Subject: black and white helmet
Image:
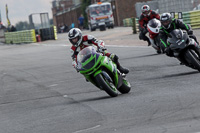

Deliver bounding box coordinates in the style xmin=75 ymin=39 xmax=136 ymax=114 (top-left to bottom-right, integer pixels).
xmin=141 ymin=5 xmax=150 ymax=16
xmin=68 ymin=28 xmax=83 ymax=47
xmin=160 ymin=13 xmax=172 ymax=29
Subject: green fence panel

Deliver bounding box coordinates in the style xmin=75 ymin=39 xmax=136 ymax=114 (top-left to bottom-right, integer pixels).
xmin=5 ymin=29 xmax=36 ymax=44
xmin=189 ymin=10 xmax=200 ymax=29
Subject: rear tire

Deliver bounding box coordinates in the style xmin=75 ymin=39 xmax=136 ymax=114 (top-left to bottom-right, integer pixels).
xmin=117 ymin=78 xmax=131 ymax=94
xmin=95 ymin=73 xmax=118 ymax=97
xmin=184 ymin=49 xmax=200 ymax=71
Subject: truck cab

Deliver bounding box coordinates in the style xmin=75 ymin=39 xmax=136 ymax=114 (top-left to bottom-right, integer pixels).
xmin=86 ymin=2 xmax=114 ymax=31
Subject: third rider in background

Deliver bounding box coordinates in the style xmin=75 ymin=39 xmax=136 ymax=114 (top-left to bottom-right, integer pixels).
xmin=139 ymin=5 xmax=160 ymax=46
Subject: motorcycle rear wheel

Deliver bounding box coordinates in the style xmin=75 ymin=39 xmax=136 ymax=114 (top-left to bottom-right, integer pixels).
xmin=95 ymin=73 xmax=118 ymax=97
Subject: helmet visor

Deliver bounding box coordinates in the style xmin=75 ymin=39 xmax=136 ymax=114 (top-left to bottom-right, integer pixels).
xmin=143 ymin=11 xmax=150 ymax=16
xmin=71 ymin=37 xmax=78 ymax=43
xmin=70 ymin=36 xmax=79 ymax=46
xmin=161 ymin=20 xmax=171 ymax=28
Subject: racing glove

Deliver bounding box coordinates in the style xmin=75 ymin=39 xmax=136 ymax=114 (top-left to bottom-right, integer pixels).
xmin=141 ymin=28 xmax=148 ymax=34
xmin=72 ymin=61 xmax=79 ymax=72
xmin=97 ymin=41 xmax=107 ymax=53
xmin=187 ymin=30 xmax=193 ymax=35
xmin=164 ymin=47 xmax=173 ymax=57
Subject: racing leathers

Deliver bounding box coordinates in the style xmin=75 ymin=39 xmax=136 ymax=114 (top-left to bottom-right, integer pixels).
xmin=139 ymin=10 xmax=160 ymax=46
xmin=160 ymin=18 xmax=198 ymax=57
xmin=70 ymin=35 xmax=129 ymax=74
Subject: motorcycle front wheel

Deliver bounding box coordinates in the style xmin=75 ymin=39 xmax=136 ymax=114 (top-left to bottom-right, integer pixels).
xmin=95 ymin=73 xmax=118 ymax=97
xmin=184 ymin=49 xmax=200 ymax=72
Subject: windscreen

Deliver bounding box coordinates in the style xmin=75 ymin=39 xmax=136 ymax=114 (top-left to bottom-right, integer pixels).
xmin=77 ymin=46 xmax=96 ymax=63
xmin=89 ymin=4 xmax=112 ymax=16
xmin=77 ymin=46 xmax=100 ymax=70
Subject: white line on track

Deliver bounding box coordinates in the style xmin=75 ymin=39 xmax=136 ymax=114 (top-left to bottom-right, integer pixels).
xmin=107 ymin=45 xmax=148 ymax=48
xmin=48 ymin=84 xmax=58 ymax=87
xmin=34 ymin=43 xmax=148 ymax=48
xmin=72 ymin=125 xmax=101 ymax=133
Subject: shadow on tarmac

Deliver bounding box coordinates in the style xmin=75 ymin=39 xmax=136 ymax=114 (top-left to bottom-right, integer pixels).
xmin=162 ymin=71 xmax=199 ymax=78
xmin=122 ymin=53 xmax=161 ymax=61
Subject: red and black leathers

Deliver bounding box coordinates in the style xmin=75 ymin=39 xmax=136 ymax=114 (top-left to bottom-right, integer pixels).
xmin=138 ymin=10 xmax=160 ymax=45
xmin=139 ymin=10 xmax=160 ymax=30
xmin=70 ymin=35 xmax=111 ymax=62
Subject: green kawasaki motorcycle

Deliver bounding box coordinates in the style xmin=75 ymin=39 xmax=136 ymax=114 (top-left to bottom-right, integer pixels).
xmin=77 ymin=46 xmax=131 ymax=97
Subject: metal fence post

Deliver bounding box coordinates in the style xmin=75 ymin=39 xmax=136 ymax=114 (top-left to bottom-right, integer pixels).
xmin=132 ymin=17 xmax=137 ymax=34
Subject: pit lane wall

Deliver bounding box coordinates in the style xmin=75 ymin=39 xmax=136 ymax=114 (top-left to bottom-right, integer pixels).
xmin=123 ymin=10 xmax=200 ymax=34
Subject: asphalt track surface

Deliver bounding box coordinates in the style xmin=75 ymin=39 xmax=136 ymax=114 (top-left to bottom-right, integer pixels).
xmin=0 ymin=27 xmax=200 ymax=133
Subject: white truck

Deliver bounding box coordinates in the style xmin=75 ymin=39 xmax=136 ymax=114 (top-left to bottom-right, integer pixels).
xmin=86 ymin=2 xmax=114 ymax=31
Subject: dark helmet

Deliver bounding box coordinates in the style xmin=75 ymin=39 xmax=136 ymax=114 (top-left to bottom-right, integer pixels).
xmin=160 ymin=13 xmax=172 ymax=29
xmin=141 ymin=5 xmax=150 ymax=16
xmin=68 ymin=28 xmax=83 ymax=47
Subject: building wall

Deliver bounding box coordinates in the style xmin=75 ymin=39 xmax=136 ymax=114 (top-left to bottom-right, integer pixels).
xmin=156 ymin=0 xmax=193 ymax=13
xmin=135 ymin=0 xmax=200 ymax=18
xmin=153 ymin=0 xmax=200 ymax=14
xmin=55 ymin=6 xmax=82 ymax=29
xmin=113 ymin=0 xmax=152 ymax=26
xmin=52 ymin=0 xmax=200 ymax=29
xmin=135 ymin=1 xmax=159 ymax=18
xmin=193 ymin=0 xmax=200 ymax=9
xmin=52 ymin=0 xmax=77 ymax=28
xmin=73 ymin=0 xmax=81 ymax=5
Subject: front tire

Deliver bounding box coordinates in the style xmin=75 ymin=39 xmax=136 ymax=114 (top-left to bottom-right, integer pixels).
xmin=95 ymin=73 xmax=118 ymax=97
xmin=184 ymin=49 xmax=200 ymax=71
xmin=118 ymin=78 xmax=131 ymax=94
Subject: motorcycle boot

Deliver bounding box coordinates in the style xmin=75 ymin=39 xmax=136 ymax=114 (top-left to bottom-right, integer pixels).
xmin=110 ymin=54 xmax=129 ymax=74
xmin=147 ymin=38 xmax=151 ymax=46
xmin=157 ymin=50 xmax=162 ymax=54
xmin=143 ymin=36 xmax=151 ymax=46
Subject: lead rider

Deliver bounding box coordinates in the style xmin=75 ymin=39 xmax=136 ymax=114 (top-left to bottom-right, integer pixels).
xmin=68 ymin=28 xmax=129 ymax=74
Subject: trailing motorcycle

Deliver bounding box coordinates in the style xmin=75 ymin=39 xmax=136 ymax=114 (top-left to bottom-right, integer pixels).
xmin=77 ymin=46 xmax=131 ymax=97
xmin=147 ymin=18 xmax=165 ymax=53
xmin=167 ymin=29 xmax=200 ymax=71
